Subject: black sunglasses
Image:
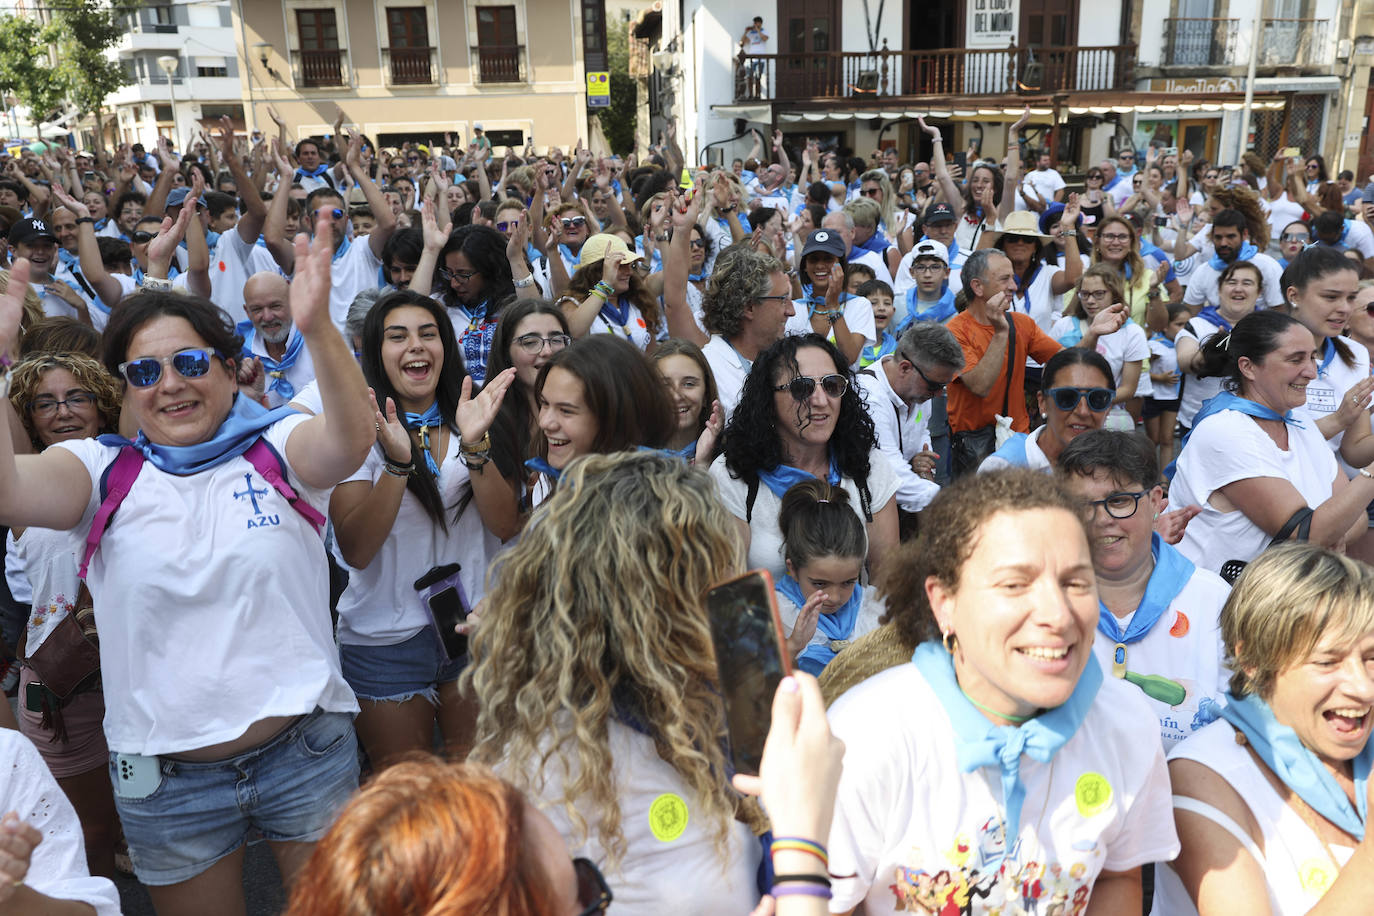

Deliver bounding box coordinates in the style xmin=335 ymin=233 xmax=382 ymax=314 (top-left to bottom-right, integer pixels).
xmin=574 ymin=858 xmax=612 ymax=914
xmin=130 ymin=230 xmax=155 ymax=244
xmin=910 ymin=359 xmax=947 ymax=394
xmin=1047 ymin=386 xmax=1113 ymax=412
xmin=774 ymin=373 xmax=848 ymax=401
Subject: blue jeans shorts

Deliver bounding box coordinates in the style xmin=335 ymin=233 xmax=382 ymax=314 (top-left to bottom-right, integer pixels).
xmin=110 ymin=708 xmax=359 ymax=886
xmin=338 ymin=626 xmax=464 ymax=704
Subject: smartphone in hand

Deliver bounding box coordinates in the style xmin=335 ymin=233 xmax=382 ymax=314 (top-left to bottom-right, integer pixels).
xmin=706 ymin=570 xmax=792 ymax=776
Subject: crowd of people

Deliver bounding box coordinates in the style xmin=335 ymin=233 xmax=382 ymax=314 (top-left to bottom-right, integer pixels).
xmin=0 ymin=108 xmax=1372 ymax=916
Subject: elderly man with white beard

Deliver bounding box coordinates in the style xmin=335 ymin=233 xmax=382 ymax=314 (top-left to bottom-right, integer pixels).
xmin=239 ymin=271 xmax=317 ymax=408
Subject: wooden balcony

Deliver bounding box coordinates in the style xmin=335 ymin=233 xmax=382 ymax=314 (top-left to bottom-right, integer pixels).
xmin=294 ymin=49 xmax=348 ymax=88
xmin=472 ymin=44 xmax=524 ymax=83
xmin=384 ymin=46 xmax=437 ymax=85
xmin=733 ymin=44 xmax=1134 ymax=104
xmin=1161 ymin=18 xmax=1238 ymax=67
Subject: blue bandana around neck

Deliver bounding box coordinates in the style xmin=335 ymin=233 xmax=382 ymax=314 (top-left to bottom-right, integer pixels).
xmin=454 ymin=298 xmax=489 ymax=329
xmin=402 ymin=403 xmax=445 ymax=476
xmin=599 ymin=295 xmax=633 ymax=331
xmin=1208 ymin=241 xmax=1258 ymax=271
xmin=1014 ymin=262 xmax=1043 ymax=314
xmin=1055 ymin=317 xmax=1087 ymax=348
xmin=1097 ymin=534 xmax=1193 ymax=646
xmin=689 ymin=270 xmax=707 ymax=283
xmin=1150 ymin=332 xmax=1175 ymax=350
xmin=239 ymin=320 xmax=305 ymax=401
xmin=756 ymin=457 xmax=841 ymax=499
xmin=295 ymin=163 xmax=331 ymax=180
xmin=1194 ymin=306 xmax=1238 ymax=334
xmin=860 ymin=331 xmax=898 ymax=368
xmin=1318 ymin=336 xmax=1338 ymax=378
xmin=1169 ymin=390 xmax=1304 ymax=479
xmin=897 ymin=285 xmax=956 ymax=328
xmin=1220 ymin=693 xmax=1371 ymax=841
xmin=524 ymin=456 xmax=561 ymax=480
xmin=99 ymin=395 xmax=296 ymax=476
xmin=637 ymin=442 xmax=696 ymax=462
xmin=855 ymin=229 xmax=890 ymax=257
xmin=777 ymin=574 xmax=863 ymax=675
xmin=912 ymin=641 xmax=1102 ymax=867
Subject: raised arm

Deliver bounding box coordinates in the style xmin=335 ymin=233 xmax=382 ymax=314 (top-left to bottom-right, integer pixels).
xmin=999 ymin=108 xmax=1030 ymax=223
xmin=662 ymin=190 xmax=709 ymax=345
xmin=407 ymin=199 xmax=446 ymax=296
xmin=918 ymin=117 xmax=964 ymax=223
xmin=262 ymin=141 xmax=297 ymax=275
xmin=217 ymin=116 xmax=266 ymax=244
xmin=342 ymin=129 xmax=396 ymax=259
xmin=49 ymin=185 xmax=124 ymax=309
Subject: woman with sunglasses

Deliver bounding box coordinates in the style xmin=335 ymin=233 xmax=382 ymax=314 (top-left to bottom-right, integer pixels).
xmin=1155 ymin=544 xmax=1374 ymax=916
xmin=711 ymin=334 xmax=898 ymax=581
xmin=1057 ymin=430 xmax=1231 ymax=753
xmin=859 ymin=168 xmax=910 ymax=243
xmin=328 ymin=290 xmax=499 ymax=769
xmin=1171 ymin=310 xmax=1374 ymax=572
xmin=409 ymin=210 xmax=518 ymax=386
xmin=0 ymin=217 xmax=374 ymax=913
xmin=825 ymin=469 xmax=1177 ymax=915
xmin=1051 ymin=265 xmax=1150 ymax=427
xmin=1277 ymin=219 xmax=1311 ymax=269
xmin=7 ymin=353 xmax=123 ymax=880
xmin=470 ymin=452 xmax=765 ymax=912
xmin=1079 ymin=166 xmax=1116 ymax=234
xmin=984 ymin=202 xmax=1083 ymax=339
xmin=547 ymin=202 xmax=595 ymax=278
xmin=285 ymin=759 xmax=614 ymax=916
xmin=980 ymin=347 xmax=1115 ymax=472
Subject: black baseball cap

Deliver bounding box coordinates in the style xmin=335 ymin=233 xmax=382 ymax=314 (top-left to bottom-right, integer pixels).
xmin=923 ymin=202 xmax=956 ymax=224
xmin=801 ymin=229 xmax=846 ymax=260
xmin=7 ymin=217 xmax=57 ymax=246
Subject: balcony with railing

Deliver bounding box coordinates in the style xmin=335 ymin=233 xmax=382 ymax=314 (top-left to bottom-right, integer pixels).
xmin=292 ymin=49 xmax=349 ymax=88
xmin=1259 ymin=19 xmax=1330 ymax=68
xmin=383 ymin=46 xmax=437 ymax=85
xmin=1161 ymin=18 xmax=1238 ymax=67
xmin=733 ymin=44 xmax=1134 ymax=104
xmin=472 ymin=44 xmax=525 ymax=83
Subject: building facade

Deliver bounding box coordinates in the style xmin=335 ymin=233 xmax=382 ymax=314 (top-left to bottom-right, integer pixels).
xmin=232 ymin=0 xmax=617 ymax=151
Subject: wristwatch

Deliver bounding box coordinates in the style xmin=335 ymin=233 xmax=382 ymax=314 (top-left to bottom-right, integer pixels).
xmin=139 ymin=276 xmax=173 ymax=292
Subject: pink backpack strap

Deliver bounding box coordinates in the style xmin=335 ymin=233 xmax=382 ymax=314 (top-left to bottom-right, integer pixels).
xmin=244 ymin=439 xmax=326 ymax=534
xmin=78 ymin=446 xmax=146 ymax=579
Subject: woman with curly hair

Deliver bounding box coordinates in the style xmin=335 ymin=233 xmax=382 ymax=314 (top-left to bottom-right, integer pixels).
xmin=1175 ymin=184 xmax=1272 ymax=262
xmin=709 ymin=333 xmax=898 ymax=581
xmin=825 ymin=469 xmax=1177 ymax=914
xmin=558 ymin=234 xmax=663 ymax=351
xmin=468 ymin=451 xmax=765 ymax=912
xmin=7 ymin=352 xmax=123 ymax=879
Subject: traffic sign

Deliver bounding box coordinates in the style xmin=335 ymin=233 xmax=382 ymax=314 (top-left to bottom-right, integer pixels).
xmin=587 ymin=71 xmax=610 ymax=109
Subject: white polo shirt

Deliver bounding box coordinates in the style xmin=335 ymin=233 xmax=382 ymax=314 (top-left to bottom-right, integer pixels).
xmin=856 ymin=358 xmax=940 ymax=512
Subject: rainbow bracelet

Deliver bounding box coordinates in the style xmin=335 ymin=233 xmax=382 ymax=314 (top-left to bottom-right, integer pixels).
xmin=770 ymin=837 xmax=828 ymax=866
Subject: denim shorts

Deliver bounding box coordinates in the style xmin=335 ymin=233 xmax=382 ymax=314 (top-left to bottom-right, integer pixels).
xmin=110 ymin=708 xmax=359 ymax=886
xmin=338 ymin=626 xmax=464 ymax=704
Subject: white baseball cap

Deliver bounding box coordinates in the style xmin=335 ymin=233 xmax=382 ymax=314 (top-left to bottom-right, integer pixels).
xmin=912 ymin=238 xmax=949 ymax=267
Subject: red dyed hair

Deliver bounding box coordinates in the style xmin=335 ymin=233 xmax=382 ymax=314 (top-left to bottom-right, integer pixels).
xmin=284 ymin=758 xmax=560 ymax=916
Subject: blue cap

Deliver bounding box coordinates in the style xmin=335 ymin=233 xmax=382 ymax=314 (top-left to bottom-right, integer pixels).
xmin=166 ymin=187 xmax=207 ymax=210
xmin=1039 ymin=202 xmax=1081 ymax=236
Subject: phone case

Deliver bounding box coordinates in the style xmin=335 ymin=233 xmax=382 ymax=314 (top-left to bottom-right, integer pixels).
xmin=114 ymin=753 xmax=163 ymax=799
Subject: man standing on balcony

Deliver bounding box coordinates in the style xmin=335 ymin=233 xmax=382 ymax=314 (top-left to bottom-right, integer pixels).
xmin=740 ymin=16 xmax=768 ymax=100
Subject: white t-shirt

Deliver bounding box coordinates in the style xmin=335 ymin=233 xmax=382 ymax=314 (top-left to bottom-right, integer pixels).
xmin=855 ymin=359 xmax=940 ymax=512
xmin=826 ymin=663 xmax=1180 ymax=914
xmin=7 ymin=524 xmax=81 ymax=657
xmin=1343 ymin=218 xmax=1374 ymax=257
xmin=1304 ymin=337 xmax=1371 ymax=475
xmin=701 ymin=335 xmax=750 ymax=421
xmin=212 ymin=230 xmax=285 ymax=324
xmin=501 ymin=719 xmax=762 ymax=914
xmin=0 ymin=731 xmax=121 ymax=915
xmin=850 ymin=247 xmax=894 ymax=287
xmin=335 ymin=434 xmax=501 ymax=646
xmin=1050 ymin=315 xmax=1150 ymax=396
xmin=1266 ymin=192 xmax=1307 ymax=242
xmin=248 ymin=327 xmax=318 ymax=410
xmin=588 ymin=298 xmax=656 ymax=350
xmin=1091 ymin=563 xmax=1231 ymax=751
xmin=328 ymin=239 xmax=383 ymax=338
xmin=708 ymin=450 xmax=898 ymax=581
xmin=1172 ymin=409 xmax=1338 ymax=572
xmin=1175 ymin=314 xmax=1228 ymax=427
xmin=1014 ymin=167 xmax=1067 ymax=211
xmin=1148 ymin=337 xmax=1181 ymax=400
xmin=1015 ymin=263 xmax=1066 ymax=368
xmin=786 ymin=294 xmax=877 ymax=366
xmin=1183 ymin=252 xmax=1284 ymax=310
xmin=55 ymin=415 xmax=359 ymax=756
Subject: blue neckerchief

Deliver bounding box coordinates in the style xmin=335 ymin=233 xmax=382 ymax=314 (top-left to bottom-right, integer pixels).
xmin=860 ymin=331 xmax=898 ymax=368
xmin=1220 ymin=693 xmax=1371 ymax=841
xmin=1150 ymin=332 xmax=1176 ymax=350
xmin=912 ymin=641 xmax=1102 ymax=868
xmin=238 ymin=320 xmax=306 ymax=401
xmin=295 ymin=163 xmax=330 ymax=180
xmin=1056 ymin=317 xmax=1086 ymax=348
xmin=1318 ymin=336 xmax=1337 ymax=379
xmin=1338 ymin=220 xmax=1352 ymax=249
xmin=1195 ymin=306 xmax=1237 ymax=334
xmin=558 ymin=243 xmax=579 ymax=273
xmin=1278 ymin=257 xmax=1289 ymax=270
xmin=94 ymin=217 xmax=108 ymax=232
xmin=1097 ymin=534 xmax=1193 ymax=645
xmin=98 ymin=395 xmax=295 ymax=476
xmin=689 ymin=271 xmax=706 ymax=283
xmin=330 ymin=233 xmax=351 ymax=264
xmin=453 ymin=297 xmax=490 ymax=329
xmin=599 ymin=295 xmax=632 ymax=330
xmin=1014 ymin=262 xmax=1042 ymax=314
xmin=525 ymin=242 xmax=541 ymax=265
xmin=777 ymin=574 xmax=863 ymax=676
xmin=636 ymin=443 xmax=696 ymax=461
xmin=1169 ymin=390 xmax=1305 ymax=480
xmin=897 ymin=286 xmax=956 ymax=328
xmin=756 ymin=457 xmax=840 ymax=499
xmin=1208 ymin=241 xmax=1258 ymax=271
xmin=403 ymin=403 xmax=445 ymax=476
xmin=854 ymin=228 xmax=890 ymax=256
xmin=1104 ymin=175 xmax=1122 ymax=191
xmin=524 ymin=456 xmax=561 ymax=480
xmin=988 ymin=431 xmax=1030 ymax=467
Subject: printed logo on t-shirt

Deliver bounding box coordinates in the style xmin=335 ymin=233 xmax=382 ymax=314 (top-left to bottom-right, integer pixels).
xmin=648 ymin=793 xmax=689 ymax=842
xmin=234 ymin=472 xmax=280 ymax=528
xmin=1307 ymin=384 xmax=1337 ymax=414
xmin=1074 ymin=772 xmax=1112 ymax=818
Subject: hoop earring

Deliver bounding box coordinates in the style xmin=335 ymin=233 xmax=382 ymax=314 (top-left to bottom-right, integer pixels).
xmin=942 ymin=630 xmax=957 ymax=654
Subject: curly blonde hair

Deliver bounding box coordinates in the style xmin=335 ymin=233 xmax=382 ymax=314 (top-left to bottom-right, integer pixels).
xmin=9 ymin=352 xmax=122 ymax=449
xmin=468 ymin=451 xmax=760 ymax=866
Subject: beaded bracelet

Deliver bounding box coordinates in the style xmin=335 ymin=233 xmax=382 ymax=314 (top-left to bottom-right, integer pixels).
xmin=593 ymin=280 xmax=614 ymax=299
xmin=771 ymin=837 xmax=828 ymax=865
xmin=382 ymin=460 xmax=414 ymax=478
xmin=771 ymin=885 xmax=832 ymax=899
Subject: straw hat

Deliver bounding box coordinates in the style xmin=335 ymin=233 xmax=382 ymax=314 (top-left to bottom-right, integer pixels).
xmin=818 ymin=623 xmax=917 ymax=708
xmin=984 ymin=209 xmax=1054 ymax=247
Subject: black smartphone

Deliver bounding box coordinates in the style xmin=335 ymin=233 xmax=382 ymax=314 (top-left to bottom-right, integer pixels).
xmin=706 ymin=570 xmax=792 ymax=776
xmin=1154 ymin=216 xmax=1170 ymax=227
xmin=415 ymin=563 xmax=470 ymax=660
xmin=952 ymin=151 xmax=968 ymax=174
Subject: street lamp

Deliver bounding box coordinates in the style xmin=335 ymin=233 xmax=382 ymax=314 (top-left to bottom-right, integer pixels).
xmin=157 ymin=54 xmax=180 ymax=151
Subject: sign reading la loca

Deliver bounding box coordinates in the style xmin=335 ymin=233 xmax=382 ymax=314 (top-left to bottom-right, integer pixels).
xmin=968 ymin=0 xmax=1017 ymax=47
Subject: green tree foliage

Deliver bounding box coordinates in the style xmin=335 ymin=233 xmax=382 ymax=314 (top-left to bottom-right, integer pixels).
xmin=598 ymin=20 xmax=636 ymax=156
xmin=0 ymin=15 xmax=66 ymax=135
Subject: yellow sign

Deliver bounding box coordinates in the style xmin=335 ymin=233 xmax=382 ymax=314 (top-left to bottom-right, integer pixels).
xmin=587 ymin=71 xmax=611 ymax=109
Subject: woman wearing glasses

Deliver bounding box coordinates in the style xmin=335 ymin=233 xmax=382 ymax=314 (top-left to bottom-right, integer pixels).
xmin=980 ymin=347 xmax=1115 ymax=472
xmin=1276 ymin=220 xmax=1311 ymax=269
xmin=1171 ymin=310 xmax=1374 ymax=572
xmin=285 ymin=759 xmax=614 ymax=916
xmin=7 ymin=353 xmax=123 ymax=880
xmin=710 ymin=334 xmax=898 ymax=581
xmin=1056 ymin=429 xmax=1231 ymax=752
xmin=328 ymin=289 xmax=500 ymax=769
xmin=470 ymin=452 xmax=765 ymax=913
xmin=1091 ymin=215 xmax=1168 ymax=334
xmin=1051 ymin=265 xmax=1150 ymax=427
xmin=0 ymin=219 xmax=374 ymax=914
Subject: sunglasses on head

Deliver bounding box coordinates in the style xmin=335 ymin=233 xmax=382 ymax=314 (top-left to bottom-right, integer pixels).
xmin=118 ymin=348 xmax=222 ymax=388
xmin=130 ymin=230 xmax=155 ymax=244
xmin=1046 ymin=386 xmax=1113 ymax=412
xmin=774 ymin=373 xmax=848 ymax=401
xmin=561 ymin=216 xmax=588 ymax=229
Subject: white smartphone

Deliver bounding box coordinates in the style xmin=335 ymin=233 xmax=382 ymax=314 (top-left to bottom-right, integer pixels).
xmin=114 ymin=753 xmax=163 ymax=799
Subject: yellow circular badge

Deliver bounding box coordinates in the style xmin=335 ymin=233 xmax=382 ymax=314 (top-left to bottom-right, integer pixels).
xmin=1298 ymin=858 xmax=1336 ymax=896
xmin=648 ymin=793 xmax=689 ymax=842
xmin=1074 ymin=772 xmax=1113 ymax=818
